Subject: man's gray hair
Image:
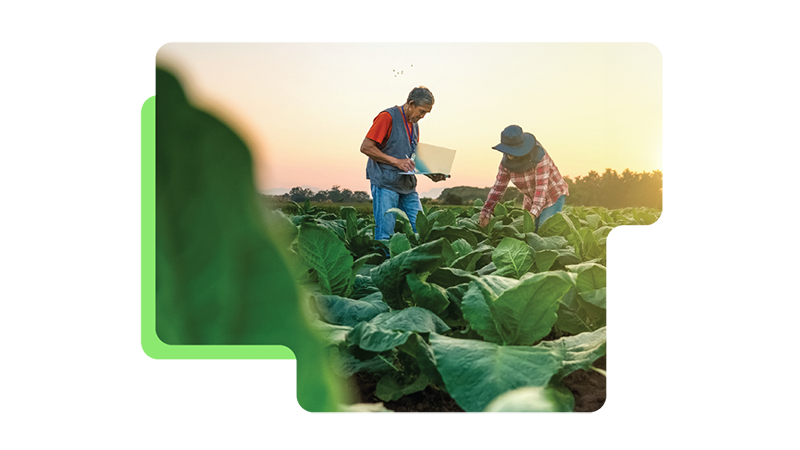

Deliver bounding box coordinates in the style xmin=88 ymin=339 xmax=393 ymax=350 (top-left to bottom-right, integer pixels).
xmin=407 ymin=86 xmax=434 ymax=106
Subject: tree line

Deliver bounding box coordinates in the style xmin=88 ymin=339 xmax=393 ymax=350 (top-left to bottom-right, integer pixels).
xmin=271 ymin=168 xmax=662 ymax=210
xmin=276 ymin=185 xmax=371 ymax=204
xmin=437 ymin=168 xmax=662 ymax=210
xmin=563 ymin=169 xmax=662 ymax=210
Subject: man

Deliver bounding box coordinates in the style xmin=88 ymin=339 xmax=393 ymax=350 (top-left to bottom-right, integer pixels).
xmin=479 ymin=125 xmax=569 ymax=231
xmin=360 ymin=86 xmax=446 ymax=241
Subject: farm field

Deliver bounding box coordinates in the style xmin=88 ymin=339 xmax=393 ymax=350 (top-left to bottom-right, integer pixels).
xmin=154 ymin=66 xmax=660 ymax=413
xmin=263 ymin=198 xmax=660 ymax=412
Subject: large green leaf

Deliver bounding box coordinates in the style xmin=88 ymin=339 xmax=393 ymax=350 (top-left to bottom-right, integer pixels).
xmin=155 ymin=67 xmax=341 ymax=412
xmin=310 ymin=320 xmax=353 ymax=347
xmin=297 ymin=222 xmax=354 ymax=296
xmin=489 ymin=224 xmax=522 ymax=246
xmin=451 ymin=243 xmax=492 ymax=272
xmin=460 ymin=282 xmax=504 ymax=344
xmin=555 ymin=248 xmax=582 ymax=266
xmin=469 ymin=274 xmax=519 ymax=301
xmin=534 ymin=249 xmax=558 ymax=272
xmin=350 ymin=274 xmax=380 ymax=299
xmin=430 ymin=208 xmax=456 ymax=228
xmin=389 ymin=233 xmax=411 ymax=257
xmin=584 ymin=213 xmax=602 ymax=230
xmin=566 ymin=262 xmax=607 ymax=292
xmin=376 ymin=373 xmax=430 ymax=402
xmin=406 ymin=272 xmax=450 ymax=314
xmin=577 ymin=227 xmax=604 ymax=261
xmin=426 ymin=267 xmax=475 ymax=288
xmin=369 ymin=238 xmax=455 ymax=310
xmin=346 ymin=322 xmax=412 ymax=354
xmin=328 ymin=346 xmax=394 ymax=378
xmin=346 ymin=307 xmax=450 ymax=353
xmin=340 ymin=206 xmax=359 ymax=241
xmin=535 ymin=327 xmax=607 ymax=383
xmin=386 ymin=207 xmax=418 ymax=245
xmin=450 ymin=251 xmax=482 ymax=272
xmin=492 ymin=237 xmax=534 ymax=279
xmin=522 ymin=210 xmax=536 ymax=233
xmin=579 ymin=287 xmax=607 ymax=311
xmin=314 ymin=217 xmax=347 ymax=243
xmin=484 ymin=385 xmax=575 ymax=412
xmin=347 ymin=234 xmax=389 ymax=260
xmin=537 ymin=212 xmax=572 ymax=237
xmin=460 ymin=275 xmax=519 ymax=342
xmin=577 ymin=287 xmax=607 ymax=328
xmin=428 ymin=226 xmax=479 ymax=248
xmin=339 ymin=403 xmax=394 ymax=412
xmin=450 ymin=238 xmax=474 ymax=258
xmin=415 ymin=210 xmax=432 ymax=242
xmin=524 ymin=233 xmax=569 ymax=251
xmin=554 ymin=288 xmax=595 ymax=335
xmin=489 ymin=271 xmax=576 ymax=345
xmin=429 ymin=328 xmax=606 ymax=412
xmin=634 ymin=209 xmax=659 ymax=225
xmin=593 ymin=225 xmax=614 ymax=241
xmin=397 ymin=333 xmax=445 ymax=388
xmin=313 ymin=294 xmax=389 ymax=327
xmin=430 ymin=337 xmax=562 ymax=412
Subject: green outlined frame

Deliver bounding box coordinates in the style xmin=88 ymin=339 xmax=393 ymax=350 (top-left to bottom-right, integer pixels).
xmin=141 ymin=96 xmax=294 ymax=360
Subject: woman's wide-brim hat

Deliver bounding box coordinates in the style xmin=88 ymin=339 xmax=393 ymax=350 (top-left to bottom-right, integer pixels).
xmin=492 ymin=124 xmax=535 ymax=157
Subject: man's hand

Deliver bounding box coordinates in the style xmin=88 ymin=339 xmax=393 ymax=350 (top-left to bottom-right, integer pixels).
xmin=425 ymin=173 xmax=447 ymax=182
xmin=479 ymin=215 xmax=490 ymax=228
xmin=361 ymin=138 xmax=416 ymax=173
xmin=395 ymin=157 xmax=415 ymax=173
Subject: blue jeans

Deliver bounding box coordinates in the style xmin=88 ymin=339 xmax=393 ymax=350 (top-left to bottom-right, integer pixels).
xmin=371 ymin=184 xmax=422 ymax=241
xmin=536 ymin=195 xmax=566 ymax=230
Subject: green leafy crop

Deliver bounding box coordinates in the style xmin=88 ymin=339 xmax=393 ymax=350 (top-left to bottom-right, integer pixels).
xmin=254 ymin=123 xmax=659 ymax=411
xmin=153 ymin=67 xmax=344 ymax=412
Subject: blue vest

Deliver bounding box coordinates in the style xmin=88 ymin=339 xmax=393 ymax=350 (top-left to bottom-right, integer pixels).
xmin=366 ymin=106 xmax=418 ymax=194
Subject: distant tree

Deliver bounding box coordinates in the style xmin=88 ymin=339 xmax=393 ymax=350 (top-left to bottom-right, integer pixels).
xmin=438 ymin=187 xmax=490 ymax=204
xmin=443 ymin=193 xmax=464 ymax=205
xmin=327 ymin=185 xmax=343 ymax=203
xmin=289 ymin=187 xmax=314 ymax=202
xmin=351 ymin=190 xmax=371 ymax=203
xmin=565 ymin=168 xmax=661 ymax=209
xmin=311 ymin=190 xmax=328 ymax=202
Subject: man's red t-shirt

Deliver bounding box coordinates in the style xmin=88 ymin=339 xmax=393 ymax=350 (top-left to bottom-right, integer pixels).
xmin=365 ymin=107 xmax=418 ymax=146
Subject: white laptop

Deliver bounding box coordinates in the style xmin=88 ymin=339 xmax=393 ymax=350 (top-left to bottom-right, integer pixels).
xmin=403 ymin=143 xmax=456 ymax=177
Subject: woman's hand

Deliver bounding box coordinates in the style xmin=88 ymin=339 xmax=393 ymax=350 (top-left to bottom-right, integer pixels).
xmin=479 ymin=215 xmax=490 ymax=228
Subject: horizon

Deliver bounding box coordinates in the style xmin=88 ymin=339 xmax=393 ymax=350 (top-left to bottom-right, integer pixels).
xmin=156 ymin=43 xmax=662 ymax=195
xmin=262 ymin=166 xmax=663 ymax=200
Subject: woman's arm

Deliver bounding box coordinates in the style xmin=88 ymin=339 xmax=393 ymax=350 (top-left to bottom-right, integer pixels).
xmin=479 ymin=165 xmax=510 ymax=227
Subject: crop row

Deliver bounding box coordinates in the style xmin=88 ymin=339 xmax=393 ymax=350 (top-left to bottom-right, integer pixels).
xmin=263 ymin=198 xmax=660 ymax=412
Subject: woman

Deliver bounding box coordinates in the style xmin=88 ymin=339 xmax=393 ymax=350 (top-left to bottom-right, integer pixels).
xmin=479 ymin=125 xmax=569 ymax=231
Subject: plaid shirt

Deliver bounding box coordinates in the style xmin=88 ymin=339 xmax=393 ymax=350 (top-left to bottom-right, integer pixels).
xmin=480 ymin=151 xmax=569 ymax=219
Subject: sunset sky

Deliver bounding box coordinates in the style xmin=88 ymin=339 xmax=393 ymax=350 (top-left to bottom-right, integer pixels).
xmin=156 ymin=43 xmax=661 ymax=197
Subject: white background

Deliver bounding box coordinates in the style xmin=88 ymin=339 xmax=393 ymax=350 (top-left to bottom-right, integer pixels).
xmin=1 ymin=1 xmax=798 ymax=448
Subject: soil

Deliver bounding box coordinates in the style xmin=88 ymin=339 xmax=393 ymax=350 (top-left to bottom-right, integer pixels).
xmin=562 ymin=355 xmax=606 ymax=412
xmin=346 ymin=355 xmax=606 ymax=412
